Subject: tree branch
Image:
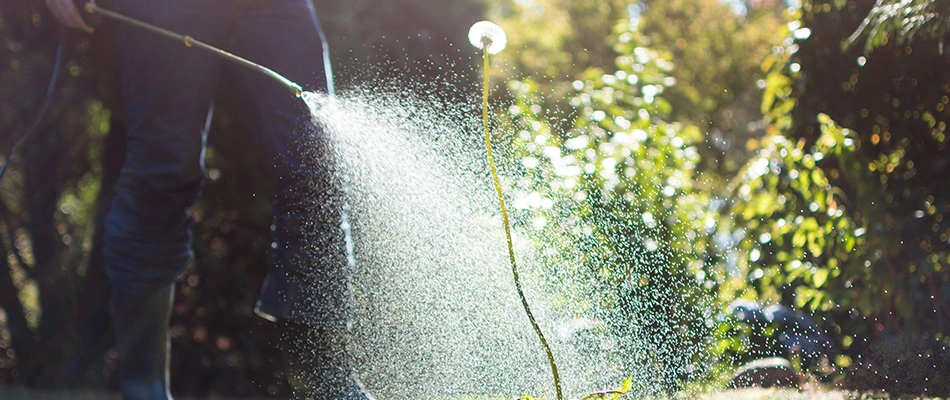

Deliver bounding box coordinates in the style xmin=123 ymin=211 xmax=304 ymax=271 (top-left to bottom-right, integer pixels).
xmin=0 ymin=231 xmax=40 ymax=384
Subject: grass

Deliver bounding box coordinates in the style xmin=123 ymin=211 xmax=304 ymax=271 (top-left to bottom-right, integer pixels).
xmin=699 ymin=388 xmax=870 ymax=399
xmin=0 ymin=387 xmax=940 ymax=400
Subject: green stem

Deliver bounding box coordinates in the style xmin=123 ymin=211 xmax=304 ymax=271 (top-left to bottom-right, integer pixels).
xmin=481 ymin=46 xmax=563 ymax=400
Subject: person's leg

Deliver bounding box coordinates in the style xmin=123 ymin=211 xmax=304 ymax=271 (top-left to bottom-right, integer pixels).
xmin=227 ymin=0 xmax=352 ymax=330
xmin=105 ymin=1 xmax=229 ymax=398
xmin=225 ymin=1 xmax=366 ymax=399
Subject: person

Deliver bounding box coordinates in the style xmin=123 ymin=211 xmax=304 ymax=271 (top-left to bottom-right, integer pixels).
xmin=45 ymin=0 xmax=371 ymax=399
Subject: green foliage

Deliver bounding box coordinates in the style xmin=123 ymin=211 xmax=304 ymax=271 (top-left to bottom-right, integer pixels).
xmin=846 ymin=0 xmax=950 ymax=52
xmin=487 ymin=1 xmax=793 ymax=391
xmin=490 ymin=0 xmax=788 ymax=177
xmin=502 ymin=19 xmax=715 ymax=393
xmin=729 ymin=115 xmax=863 ymax=311
xmin=728 ymin=0 xmax=950 ymax=394
xmin=521 ymin=376 xmax=632 ymax=400
xmin=638 ymin=0 xmax=788 ymax=173
xmin=487 ymin=0 xmax=633 ymax=137
xmin=489 ymin=0 xmax=628 ymax=81
xmin=0 ymin=0 xmax=116 ymax=387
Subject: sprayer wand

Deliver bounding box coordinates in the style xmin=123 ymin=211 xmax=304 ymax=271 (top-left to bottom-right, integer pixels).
xmin=83 ymin=1 xmax=303 ymax=97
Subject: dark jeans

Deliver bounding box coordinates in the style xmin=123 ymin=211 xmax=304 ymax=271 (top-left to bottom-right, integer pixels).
xmin=104 ymin=0 xmax=353 ymax=328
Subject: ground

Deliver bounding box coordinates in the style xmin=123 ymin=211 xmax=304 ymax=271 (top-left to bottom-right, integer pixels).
xmin=0 ymin=387 xmax=938 ymax=400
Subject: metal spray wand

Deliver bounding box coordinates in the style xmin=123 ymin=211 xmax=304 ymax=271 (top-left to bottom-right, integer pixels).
xmin=83 ymin=1 xmax=304 ymax=97
xmin=4 ymin=3 xmax=303 ymax=182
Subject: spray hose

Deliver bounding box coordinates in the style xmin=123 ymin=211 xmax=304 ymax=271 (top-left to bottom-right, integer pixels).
xmin=83 ymin=2 xmax=303 ymax=97
xmin=0 ymin=30 xmax=65 ymax=181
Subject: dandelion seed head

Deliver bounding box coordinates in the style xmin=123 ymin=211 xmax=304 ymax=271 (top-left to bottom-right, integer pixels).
xmin=468 ymin=21 xmax=507 ymax=54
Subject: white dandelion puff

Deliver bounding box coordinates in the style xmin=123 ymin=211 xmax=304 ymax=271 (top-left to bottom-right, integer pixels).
xmin=468 ymin=21 xmax=507 ymax=54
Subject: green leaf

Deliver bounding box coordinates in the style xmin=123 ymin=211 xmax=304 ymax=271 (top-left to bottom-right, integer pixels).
xmin=792 ymin=230 xmax=807 ymax=248
xmin=813 ymin=268 xmax=829 ymax=288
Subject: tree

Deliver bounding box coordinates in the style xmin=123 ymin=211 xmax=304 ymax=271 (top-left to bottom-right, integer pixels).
xmin=487 ymin=0 xmax=631 ymax=134
xmin=487 ymin=0 xmax=792 ymax=391
xmin=502 ymin=19 xmax=716 ymax=394
xmin=846 ymin=0 xmax=950 ymax=52
xmin=638 ymin=0 xmax=787 ymax=174
xmin=0 ymin=0 xmax=122 ymax=387
xmin=728 ymin=0 xmax=950 ymax=394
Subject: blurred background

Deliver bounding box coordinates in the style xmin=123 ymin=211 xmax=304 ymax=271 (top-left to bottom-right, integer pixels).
xmin=1 ymin=0 xmax=948 ymax=397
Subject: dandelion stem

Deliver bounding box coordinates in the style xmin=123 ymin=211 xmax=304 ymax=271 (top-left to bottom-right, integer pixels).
xmin=481 ymin=45 xmax=563 ymax=400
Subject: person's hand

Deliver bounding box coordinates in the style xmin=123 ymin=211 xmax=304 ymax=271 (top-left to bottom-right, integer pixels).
xmin=46 ymin=0 xmax=94 ymax=33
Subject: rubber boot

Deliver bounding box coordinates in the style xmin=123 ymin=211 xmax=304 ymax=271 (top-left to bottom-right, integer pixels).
xmin=279 ymin=319 xmax=373 ymax=400
xmin=112 ymin=284 xmax=174 ymax=400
